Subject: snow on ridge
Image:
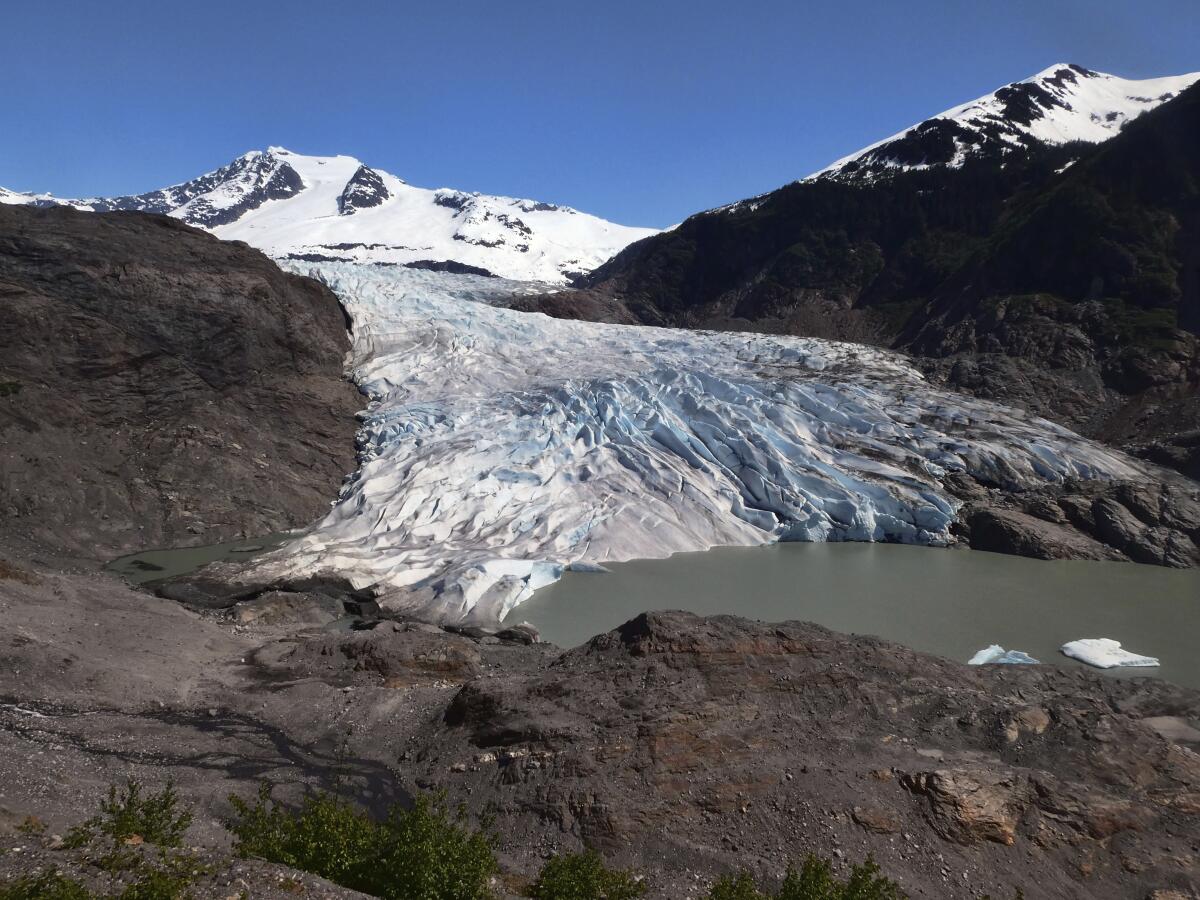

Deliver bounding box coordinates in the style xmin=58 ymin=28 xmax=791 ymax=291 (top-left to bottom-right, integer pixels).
xmin=810 ymin=63 xmax=1200 ymax=181
xmin=0 ymin=146 xmax=657 ymax=284
xmin=241 ymin=263 xmax=1145 ymax=625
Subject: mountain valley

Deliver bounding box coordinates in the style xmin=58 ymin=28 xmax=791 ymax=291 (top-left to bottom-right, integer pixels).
xmin=2 ymin=58 xmax=1199 ymax=900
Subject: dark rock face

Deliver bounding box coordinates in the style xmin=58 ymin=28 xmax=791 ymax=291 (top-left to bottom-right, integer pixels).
xmin=952 ymin=476 xmax=1200 ymax=567
xmin=1132 ymin=430 xmax=1200 ymax=480
xmin=90 ymin=151 xmax=306 ymax=227
xmin=273 ymin=619 xmax=485 ymax=684
xmin=413 ymin=610 xmax=1200 ymax=898
xmin=838 ymin=66 xmax=1096 ymax=179
xmin=337 ymin=165 xmax=389 ymax=215
xmin=182 ymin=159 xmax=304 ymax=227
xmin=0 ymin=204 xmax=360 ymax=561
xmin=433 ymin=191 xmax=470 ymax=211
xmin=401 ymin=259 xmax=496 ymax=277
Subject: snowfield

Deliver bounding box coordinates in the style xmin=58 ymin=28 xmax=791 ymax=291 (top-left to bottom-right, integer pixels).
xmin=243 ymin=263 xmax=1144 ymax=623
xmin=812 ymin=64 xmax=1200 ymax=179
xmin=211 ymin=150 xmax=658 ymax=282
xmin=0 ymin=148 xmax=657 ymax=284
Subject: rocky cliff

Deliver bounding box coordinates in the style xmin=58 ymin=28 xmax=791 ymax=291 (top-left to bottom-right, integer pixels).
xmin=0 ymin=204 xmax=361 ymax=561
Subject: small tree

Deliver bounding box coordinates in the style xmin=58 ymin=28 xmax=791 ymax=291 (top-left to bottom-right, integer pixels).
xmin=228 ymin=785 xmax=497 ymax=900
xmin=0 ymin=871 xmax=92 ymax=900
xmin=64 ymin=780 xmax=192 ymax=850
xmin=707 ymin=856 xmax=905 ymax=900
xmin=528 ymin=849 xmax=645 ymax=900
xmin=707 ymin=872 xmax=764 ymax=900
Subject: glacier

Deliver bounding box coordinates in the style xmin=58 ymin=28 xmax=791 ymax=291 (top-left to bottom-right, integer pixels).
xmin=236 ymin=262 xmax=1150 ymax=624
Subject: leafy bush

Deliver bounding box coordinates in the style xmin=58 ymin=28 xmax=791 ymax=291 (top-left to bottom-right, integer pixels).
xmin=707 ymin=873 xmax=762 ymax=900
xmin=227 ymin=784 xmax=372 ymax=888
xmin=0 ymin=871 xmax=92 ymax=900
xmin=0 ymin=855 xmax=208 ymax=900
xmin=14 ymin=816 xmax=45 ymax=836
xmin=64 ymin=781 xmax=192 ymax=850
xmin=528 ymin=850 xmax=645 ymax=900
xmin=23 ymin=780 xmax=207 ymax=898
xmin=111 ymin=849 xmax=210 ymax=900
xmin=228 ymin=785 xmax=496 ymax=900
xmin=706 ymin=856 xmax=905 ymax=900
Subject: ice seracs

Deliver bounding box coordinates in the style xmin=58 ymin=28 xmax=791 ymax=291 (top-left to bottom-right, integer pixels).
xmin=239 ymin=262 xmax=1149 ymax=624
xmin=1061 ymin=639 xmax=1160 ymax=669
xmin=0 ymin=148 xmax=657 ymax=284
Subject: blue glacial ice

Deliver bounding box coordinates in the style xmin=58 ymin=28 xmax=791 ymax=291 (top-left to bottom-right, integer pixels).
xmin=967 ymin=645 xmax=1041 ymax=665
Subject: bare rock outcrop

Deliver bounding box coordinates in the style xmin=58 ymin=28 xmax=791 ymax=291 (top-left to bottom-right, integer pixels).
xmin=0 ymin=204 xmax=361 ymax=561
xmin=410 ymin=610 xmax=1200 ymax=898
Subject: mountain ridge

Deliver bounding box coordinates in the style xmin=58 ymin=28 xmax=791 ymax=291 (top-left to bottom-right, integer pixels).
xmin=704 ymin=64 xmax=1199 ymax=218
xmin=0 ymin=147 xmax=658 ymax=283
xmin=814 ymin=63 xmax=1199 ymax=181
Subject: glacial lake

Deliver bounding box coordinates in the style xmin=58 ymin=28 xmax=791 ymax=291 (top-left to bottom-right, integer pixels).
xmin=107 ymin=532 xmax=293 ymax=585
xmin=505 ymin=543 xmax=1200 ymax=690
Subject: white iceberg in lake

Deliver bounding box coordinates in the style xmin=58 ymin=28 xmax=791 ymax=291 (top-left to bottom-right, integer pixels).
xmin=968 ymin=645 xmax=1040 ymax=665
xmin=1061 ymin=638 xmax=1159 ymax=669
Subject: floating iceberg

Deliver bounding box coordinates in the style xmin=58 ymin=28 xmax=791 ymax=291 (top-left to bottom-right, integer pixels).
xmin=243 ymin=263 xmax=1151 ymax=623
xmin=968 ymin=645 xmax=1040 ymax=665
xmin=1061 ymin=639 xmax=1159 ymax=669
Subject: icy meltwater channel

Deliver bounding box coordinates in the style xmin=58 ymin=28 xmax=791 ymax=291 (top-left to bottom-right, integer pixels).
xmin=508 ymin=543 xmax=1200 ymax=689
xmin=247 ymin=264 xmax=1147 ymax=623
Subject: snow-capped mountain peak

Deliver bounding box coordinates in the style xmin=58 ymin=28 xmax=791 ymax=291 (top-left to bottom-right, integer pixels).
xmin=811 ymin=64 xmax=1200 ymax=180
xmin=0 ymin=147 xmax=657 ymax=283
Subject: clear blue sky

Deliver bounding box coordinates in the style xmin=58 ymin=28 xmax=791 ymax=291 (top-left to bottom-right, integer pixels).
xmin=3 ymin=0 xmax=1196 ymax=227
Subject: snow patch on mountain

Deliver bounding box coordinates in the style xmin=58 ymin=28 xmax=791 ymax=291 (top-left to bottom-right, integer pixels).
xmin=0 ymin=148 xmax=657 ymax=283
xmin=241 ymin=263 xmax=1145 ymax=624
xmin=811 ymin=64 xmax=1199 ymax=180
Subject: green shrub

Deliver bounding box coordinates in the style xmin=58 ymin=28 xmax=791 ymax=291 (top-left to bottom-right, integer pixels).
xmin=65 ymin=781 xmax=192 ymax=850
xmin=227 ymin=784 xmax=372 ymax=887
xmin=528 ymin=850 xmax=645 ymax=900
xmin=14 ymin=816 xmax=45 ymax=836
xmin=707 ymin=856 xmax=905 ymax=900
xmin=112 ymin=849 xmax=210 ymax=900
xmin=0 ymin=871 xmax=93 ymax=900
xmin=0 ymin=854 xmax=208 ymax=900
xmin=228 ymin=785 xmax=497 ymax=900
xmin=707 ymin=871 xmax=764 ymax=900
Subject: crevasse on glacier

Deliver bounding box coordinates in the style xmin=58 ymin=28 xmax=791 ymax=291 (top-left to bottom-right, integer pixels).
xmin=245 ymin=263 xmax=1144 ymax=623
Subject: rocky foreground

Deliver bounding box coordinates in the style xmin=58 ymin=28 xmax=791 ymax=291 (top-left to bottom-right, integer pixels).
xmin=1 ymin=560 xmax=1199 ymax=899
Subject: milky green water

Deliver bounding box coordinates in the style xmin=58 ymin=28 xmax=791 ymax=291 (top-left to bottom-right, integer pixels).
xmin=505 ymin=543 xmax=1200 ymax=689
xmin=106 ymin=532 xmax=293 ymax=585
